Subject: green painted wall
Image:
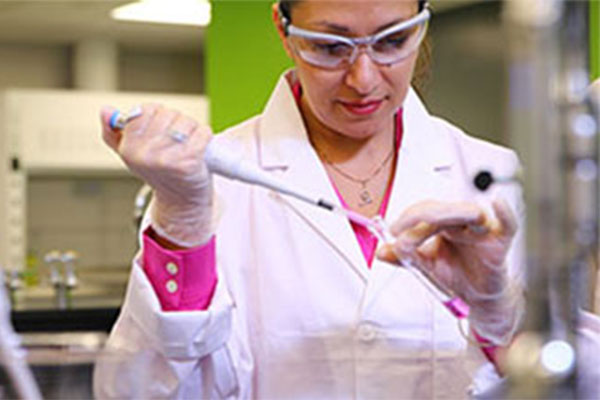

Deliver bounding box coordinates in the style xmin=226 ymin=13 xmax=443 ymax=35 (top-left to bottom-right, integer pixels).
xmin=206 ymin=1 xmax=293 ymax=132
xmin=592 ymin=0 xmax=600 ymax=79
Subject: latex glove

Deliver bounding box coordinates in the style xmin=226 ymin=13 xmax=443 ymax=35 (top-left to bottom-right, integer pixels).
xmin=100 ymin=104 xmax=214 ymax=247
xmin=377 ymin=199 xmax=524 ymax=345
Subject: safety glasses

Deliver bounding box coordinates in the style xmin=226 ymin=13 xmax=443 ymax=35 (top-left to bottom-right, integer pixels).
xmin=281 ymin=6 xmax=431 ymax=69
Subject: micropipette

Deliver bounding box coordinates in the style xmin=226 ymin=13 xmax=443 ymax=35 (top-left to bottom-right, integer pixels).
xmin=109 ymin=108 xmax=470 ymax=319
xmin=108 ymin=108 xmax=361 ymax=221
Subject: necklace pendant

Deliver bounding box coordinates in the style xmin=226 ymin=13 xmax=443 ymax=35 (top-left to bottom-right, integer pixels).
xmin=359 ymin=189 xmax=373 ymax=207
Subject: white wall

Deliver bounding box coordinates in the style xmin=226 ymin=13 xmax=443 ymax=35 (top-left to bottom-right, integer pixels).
xmin=0 ymin=43 xmax=203 ymax=93
xmin=120 ymin=49 xmax=203 ymax=93
xmin=0 ymin=44 xmax=71 ymax=89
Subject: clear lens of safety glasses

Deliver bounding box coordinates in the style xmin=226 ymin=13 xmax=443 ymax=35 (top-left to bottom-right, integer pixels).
xmin=285 ymin=8 xmax=431 ymax=69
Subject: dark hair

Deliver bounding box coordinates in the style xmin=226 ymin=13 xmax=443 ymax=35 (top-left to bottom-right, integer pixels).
xmin=279 ymin=0 xmax=428 ymax=21
xmin=278 ymin=0 xmax=432 ymax=95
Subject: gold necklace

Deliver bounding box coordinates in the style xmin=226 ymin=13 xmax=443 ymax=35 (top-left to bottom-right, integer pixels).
xmin=317 ymin=146 xmax=395 ymax=207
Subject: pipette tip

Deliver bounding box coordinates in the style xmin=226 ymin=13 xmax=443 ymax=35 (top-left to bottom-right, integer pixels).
xmin=108 ymin=106 xmax=143 ymax=131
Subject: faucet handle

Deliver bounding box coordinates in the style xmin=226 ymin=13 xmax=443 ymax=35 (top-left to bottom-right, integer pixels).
xmin=61 ymin=251 xmax=79 ymax=264
xmin=44 ymin=250 xmax=62 ymax=286
xmin=61 ymin=251 xmax=79 ymax=289
xmin=44 ymin=250 xmax=61 ymax=264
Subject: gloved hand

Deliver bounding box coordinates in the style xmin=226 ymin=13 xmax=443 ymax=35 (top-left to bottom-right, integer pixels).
xmin=377 ymin=199 xmax=524 ymax=345
xmin=100 ymin=104 xmax=215 ymax=248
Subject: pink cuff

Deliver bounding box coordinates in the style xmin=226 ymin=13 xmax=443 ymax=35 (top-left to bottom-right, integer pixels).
xmin=473 ymin=330 xmax=500 ymax=367
xmin=142 ymin=227 xmax=217 ymax=311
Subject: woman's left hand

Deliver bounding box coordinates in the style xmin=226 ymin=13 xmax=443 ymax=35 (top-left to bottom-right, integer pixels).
xmin=377 ymin=199 xmax=522 ymax=344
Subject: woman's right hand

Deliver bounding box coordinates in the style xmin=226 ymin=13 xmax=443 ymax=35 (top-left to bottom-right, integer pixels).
xmin=100 ymin=104 xmax=215 ymax=248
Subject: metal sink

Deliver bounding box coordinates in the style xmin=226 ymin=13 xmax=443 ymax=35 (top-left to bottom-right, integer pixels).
xmin=0 ymin=331 xmax=108 ymax=400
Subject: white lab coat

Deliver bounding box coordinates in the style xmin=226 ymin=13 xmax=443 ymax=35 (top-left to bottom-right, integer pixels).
xmin=94 ymin=73 xmax=526 ymax=399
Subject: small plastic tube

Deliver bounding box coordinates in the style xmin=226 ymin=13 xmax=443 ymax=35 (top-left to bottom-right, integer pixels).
xmin=108 ymin=109 xmax=321 ymax=209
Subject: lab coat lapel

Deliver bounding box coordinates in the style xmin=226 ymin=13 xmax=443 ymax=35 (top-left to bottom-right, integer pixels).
xmin=365 ymin=88 xmax=459 ymax=308
xmin=257 ymin=74 xmax=370 ymax=282
xmin=384 ymin=88 xmax=458 ymax=223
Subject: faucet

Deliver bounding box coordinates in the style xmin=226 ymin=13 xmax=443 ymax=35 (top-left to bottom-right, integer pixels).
xmin=61 ymin=251 xmax=79 ymax=291
xmin=44 ymin=250 xmax=62 ymax=288
xmin=44 ymin=250 xmax=78 ymax=310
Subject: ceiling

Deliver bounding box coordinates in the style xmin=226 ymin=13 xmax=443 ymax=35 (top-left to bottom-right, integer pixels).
xmin=0 ymin=0 xmax=484 ymax=51
xmin=0 ymin=0 xmax=204 ymax=51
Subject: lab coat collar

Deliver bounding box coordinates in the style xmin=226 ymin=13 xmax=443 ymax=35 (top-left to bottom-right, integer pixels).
xmin=256 ymin=72 xmax=457 ymax=282
xmin=257 ymin=71 xmax=455 ymax=170
xmin=257 ymin=70 xmax=308 ymax=170
xmin=258 ymin=72 xmax=370 ymax=280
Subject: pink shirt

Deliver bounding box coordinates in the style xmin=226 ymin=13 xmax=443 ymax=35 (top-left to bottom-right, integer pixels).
xmin=329 ymin=110 xmax=403 ymax=267
xmin=292 ymin=80 xmax=403 ymax=267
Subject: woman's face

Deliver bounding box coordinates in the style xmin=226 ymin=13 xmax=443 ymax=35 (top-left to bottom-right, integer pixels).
xmin=276 ymin=0 xmax=421 ymax=140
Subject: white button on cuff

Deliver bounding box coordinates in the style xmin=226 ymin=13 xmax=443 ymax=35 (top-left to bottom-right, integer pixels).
xmin=166 ymin=280 xmax=178 ymax=294
xmin=357 ymin=323 xmax=377 ymax=342
xmin=166 ymin=261 xmax=179 ymax=276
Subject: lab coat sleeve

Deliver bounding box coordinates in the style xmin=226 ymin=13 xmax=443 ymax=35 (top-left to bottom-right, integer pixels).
xmin=471 ymin=145 xmax=528 ymax=335
xmin=93 ymin=255 xmax=238 ymax=399
xmin=453 ymin=134 xmax=527 ymax=394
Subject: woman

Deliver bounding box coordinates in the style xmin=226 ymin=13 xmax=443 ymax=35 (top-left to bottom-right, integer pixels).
xmin=95 ymin=0 xmax=525 ymax=398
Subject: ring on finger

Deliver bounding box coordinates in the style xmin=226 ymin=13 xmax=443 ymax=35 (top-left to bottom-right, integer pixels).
xmin=169 ymin=130 xmax=189 ymax=144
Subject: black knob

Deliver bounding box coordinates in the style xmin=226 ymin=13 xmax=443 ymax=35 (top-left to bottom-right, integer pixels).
xmin=474 ymin=171 xmax=494 ymax=191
